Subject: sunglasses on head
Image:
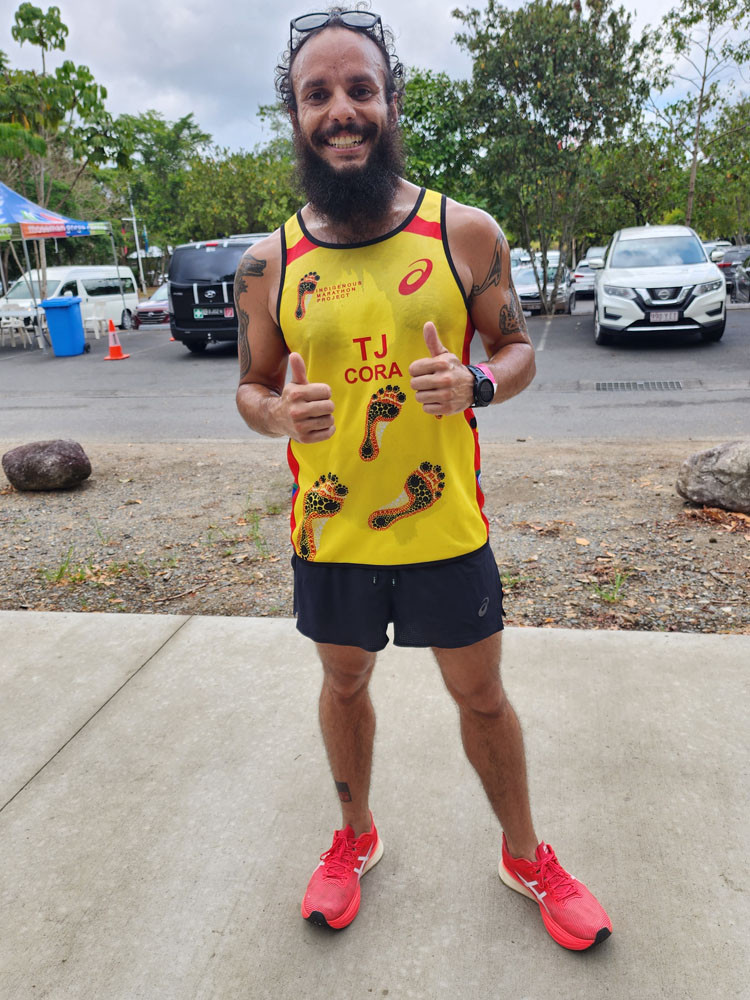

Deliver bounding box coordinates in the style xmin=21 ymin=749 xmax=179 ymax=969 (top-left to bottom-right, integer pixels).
xmin=289 ymin=10 xmax=385 ymax=50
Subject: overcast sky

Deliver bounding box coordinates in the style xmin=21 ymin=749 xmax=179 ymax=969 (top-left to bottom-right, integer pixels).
xmin=0 ymin=0 xmax=724 ymax=152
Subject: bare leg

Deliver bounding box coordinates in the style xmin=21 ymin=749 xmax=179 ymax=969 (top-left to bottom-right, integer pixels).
xmin=433 ymin=632 xmax=538 ymax=861
xmin=316 ymin=642 xmax=377 ymax=837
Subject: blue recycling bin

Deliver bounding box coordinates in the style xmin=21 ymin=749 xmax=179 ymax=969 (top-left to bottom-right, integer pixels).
xmin=41 ymin=296 xmax=86 ymax=357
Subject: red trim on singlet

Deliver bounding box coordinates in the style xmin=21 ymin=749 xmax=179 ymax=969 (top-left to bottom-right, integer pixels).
xmin=403 ymin=215 xmax=442 ymax=240
xmin=286 ymin=234 xmax=317 ymax=264
xmin=459 ymin=314 xmax=490 ymax=534
xmin=287 ymin=440 xmax=301 ymax=543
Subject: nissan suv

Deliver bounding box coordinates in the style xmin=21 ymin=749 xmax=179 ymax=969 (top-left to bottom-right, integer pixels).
xmin=168 ymin=233 xmax=269 ymax=353
xmin=589 ymin=225 xmax=726 ymax=345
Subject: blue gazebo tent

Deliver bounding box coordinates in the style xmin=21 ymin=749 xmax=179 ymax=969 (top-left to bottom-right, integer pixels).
xmin=0 ymin=181 xmax=126 ymax=324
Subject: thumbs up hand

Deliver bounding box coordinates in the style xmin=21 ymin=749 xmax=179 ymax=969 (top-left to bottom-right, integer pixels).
xmin=280 ymin=351 xmax=335 ymax=443
xmin=409 ymin=322 xmax=474 ymax=416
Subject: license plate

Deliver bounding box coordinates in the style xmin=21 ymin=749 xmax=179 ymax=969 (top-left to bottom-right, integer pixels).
xmin=193 ymin=307 xmax=226 ymax=319
xmin=650 ymin=311 xmax=679 ymax=323
xmin=224 ymin=307 xmax=234 ymax=318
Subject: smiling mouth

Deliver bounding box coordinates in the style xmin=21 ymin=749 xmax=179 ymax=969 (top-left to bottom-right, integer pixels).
xmin=324 ymin=135 xmax=365 ymax=149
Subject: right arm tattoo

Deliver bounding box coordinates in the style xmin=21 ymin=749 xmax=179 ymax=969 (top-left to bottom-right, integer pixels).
xmin=471 ymin=231 xmax=504 ymax=300
xmin=498 ymin=284 xmax=527 ymax=337
xmin=234 ymin=254 xmax=267 ymax=381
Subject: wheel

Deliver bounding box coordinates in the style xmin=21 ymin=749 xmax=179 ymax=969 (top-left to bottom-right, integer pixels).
xmin=566 ymin=292 xmax=576 ymax=314
xmin=83 ymin=342 xmax=91 ymax=353
xmin=187 ymin=341 xmax=207 ymax=353
xmin=700 ymin=319 xmax=725 ymax=342
xmin=593 ymin=301 xmax=613 ymax=345
xmin=120 ymin=309 xmax=133 ymax=330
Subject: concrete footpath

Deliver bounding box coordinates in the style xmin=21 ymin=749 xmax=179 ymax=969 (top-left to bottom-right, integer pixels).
xmin=0 ymin=612 xmax=747 ymax=999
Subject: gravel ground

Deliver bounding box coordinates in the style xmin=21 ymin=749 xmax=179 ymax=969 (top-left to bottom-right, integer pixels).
xmin=1 ymin=437 xmax=749 ymax=633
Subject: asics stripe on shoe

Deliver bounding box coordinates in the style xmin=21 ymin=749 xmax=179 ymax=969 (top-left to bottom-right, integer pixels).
xmin=499 ymin=836 xmax=612 ymax=951
xmin=301 ymin=817 xmax=383 ymax=930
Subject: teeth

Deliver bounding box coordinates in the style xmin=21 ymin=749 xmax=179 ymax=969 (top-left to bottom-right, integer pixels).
xmin=326 ymin=136 xmax=364 ymax=148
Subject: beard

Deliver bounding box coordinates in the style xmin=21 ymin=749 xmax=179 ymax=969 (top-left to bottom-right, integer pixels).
xmin=294 ymin=115 xmax=405 ymax=227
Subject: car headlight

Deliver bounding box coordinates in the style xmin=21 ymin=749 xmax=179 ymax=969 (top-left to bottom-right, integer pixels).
xmin=603 ymin=285 xmax=636 ymax=299
xmin=695 ymin=279 xmax=723 ymax=295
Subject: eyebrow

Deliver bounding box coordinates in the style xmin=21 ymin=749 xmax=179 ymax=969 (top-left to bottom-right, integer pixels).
xmin=297 ymin=71 xmax=382 ymax=91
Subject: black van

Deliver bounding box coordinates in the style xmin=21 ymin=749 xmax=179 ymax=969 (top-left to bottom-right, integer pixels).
xmin=168 ymin=233 xmax=269 ymax=353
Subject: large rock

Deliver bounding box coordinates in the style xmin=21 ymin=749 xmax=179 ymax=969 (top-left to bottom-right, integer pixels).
xmin=2 ymin=439 xmax=91 ymax=491
xmin=676 ymin=440 xmax=750 ymax=514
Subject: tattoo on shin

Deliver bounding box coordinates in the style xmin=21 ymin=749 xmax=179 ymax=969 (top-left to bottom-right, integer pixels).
xmin=335 ymin=781 xmax=353 ymax=803
xmin=499 ymin=285 xmax=527 ymax=337
xmin=471 ymin=231 xmax=504 ymax=299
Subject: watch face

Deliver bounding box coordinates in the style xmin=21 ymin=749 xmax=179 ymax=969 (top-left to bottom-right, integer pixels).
xmin=477 ymin=378 xmax=494 ymax=404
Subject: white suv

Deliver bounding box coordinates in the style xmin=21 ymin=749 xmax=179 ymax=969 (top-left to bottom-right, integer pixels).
xmin=590 ymin=225 xmax=726 ymax=345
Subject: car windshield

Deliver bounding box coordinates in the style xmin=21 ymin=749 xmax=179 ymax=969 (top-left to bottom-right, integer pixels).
xmin=4 ymin=278 xmax=59 ymax=299
xmin=610 ymin=236 xmax=706 ymax=268
xmin=514 ymin=267 xmax=559 ymax=286
xmin=148 ymin=284 xmax=169 ymax=301
xmin=170 ymin=244 xmax=250 ymax=283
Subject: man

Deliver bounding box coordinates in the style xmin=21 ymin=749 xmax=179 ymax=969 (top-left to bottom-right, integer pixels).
xmin=235 ymin=8 xmax=611 ymax=951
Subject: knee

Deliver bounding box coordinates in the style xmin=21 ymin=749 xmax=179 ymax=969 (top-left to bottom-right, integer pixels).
xmin=321 ymin=656 xmax=375 ymax=703
xmin=447 ymin=676 xmax=508 ymax=719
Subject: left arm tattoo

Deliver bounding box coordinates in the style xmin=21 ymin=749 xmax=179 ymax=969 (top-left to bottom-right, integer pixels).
xmin=471 ymin=231 xmax=504 ymax=299
xmin=234 ymin=254 xmax=266 ymax=381
xmin=498 ymin=285 xmax=527 ymax=337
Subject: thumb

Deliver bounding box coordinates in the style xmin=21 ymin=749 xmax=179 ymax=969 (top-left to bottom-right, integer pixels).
xmin=423 ymin=321 xmax=446 ymax=358
xmin=288 ymin=352 xmax=309 ymax=385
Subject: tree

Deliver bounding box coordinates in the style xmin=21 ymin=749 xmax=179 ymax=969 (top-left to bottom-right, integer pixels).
xmin=399 ymin=68 xmax=483 ymax=207
xmin=654 ymin=0 xmax=750 ymax=226
xmin=454 ymin=0 xmax=654 ymax=311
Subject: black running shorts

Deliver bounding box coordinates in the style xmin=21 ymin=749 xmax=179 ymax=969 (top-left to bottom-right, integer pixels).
xmin=291 ymin=542 xmax=504 ymax=652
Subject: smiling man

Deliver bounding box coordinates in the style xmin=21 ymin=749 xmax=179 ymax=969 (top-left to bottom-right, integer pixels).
xmin=234 ymin=6 xmax=611 ymax=951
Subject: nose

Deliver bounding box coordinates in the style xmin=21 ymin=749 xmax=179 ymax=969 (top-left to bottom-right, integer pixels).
xmin=327 ymin=86 xmax=356 ymax=124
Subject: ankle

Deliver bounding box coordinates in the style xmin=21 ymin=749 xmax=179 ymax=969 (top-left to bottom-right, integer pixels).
xmin=345 ymin=812 xmax=373 ymax=838
xmin=504 ymin=834 xmax=539 ymax=863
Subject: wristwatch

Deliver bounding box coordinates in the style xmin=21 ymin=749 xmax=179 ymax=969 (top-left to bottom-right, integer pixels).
xmin=467 ymin=364 xmax=497 ymax=407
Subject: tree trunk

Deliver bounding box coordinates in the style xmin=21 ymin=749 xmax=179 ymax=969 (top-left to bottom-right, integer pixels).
xmin=685 ymin=28 xmax=712 ymax=228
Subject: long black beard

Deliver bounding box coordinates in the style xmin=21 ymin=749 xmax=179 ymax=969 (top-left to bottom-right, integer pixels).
xmin=294 ymin=119 xmax=405 ymax=228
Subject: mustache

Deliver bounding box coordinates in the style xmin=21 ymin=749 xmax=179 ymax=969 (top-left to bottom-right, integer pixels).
xmin=314 ymin=121 xmax=378 ymax=143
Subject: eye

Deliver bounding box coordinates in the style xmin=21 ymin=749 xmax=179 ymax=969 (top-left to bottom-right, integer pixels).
xmin=351 ymin=86 xmax=372 ymax=100
xmin=305 ymin=89 xmax=328 ymax=103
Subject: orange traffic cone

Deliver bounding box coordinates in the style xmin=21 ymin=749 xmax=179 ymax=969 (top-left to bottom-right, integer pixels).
xmin=103 ymin=319 xmax=130 ymax=361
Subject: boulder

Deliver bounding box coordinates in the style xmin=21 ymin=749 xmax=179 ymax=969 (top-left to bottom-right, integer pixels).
xmin=2 ymin=439 xmax=91 ymax=491
xmin=676 ymin=440 xmax=750 ymax=514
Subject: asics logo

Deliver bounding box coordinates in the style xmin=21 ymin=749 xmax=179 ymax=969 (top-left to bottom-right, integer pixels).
xmin=478 ymin=596 xmax=490 ymax=617
xmin=354 ymin=844 xmax=374 ymax=878
xmin=398 ymin=258 xmax=433 ymax=296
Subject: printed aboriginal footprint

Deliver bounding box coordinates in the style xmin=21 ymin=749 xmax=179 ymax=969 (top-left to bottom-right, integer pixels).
xmin=359 ymin=384 xmax=407 ymax=461
xmin=296 ymin=472 xmax=348 ymax=560
xmin=295 ymin=271 xmax=320 ymax=319
xmin=368 ymin=461 xmax=445 ymax=530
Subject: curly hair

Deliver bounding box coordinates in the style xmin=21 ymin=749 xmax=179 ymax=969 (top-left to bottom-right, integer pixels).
xmin=276 ymin=5 xmax=405 ymax=113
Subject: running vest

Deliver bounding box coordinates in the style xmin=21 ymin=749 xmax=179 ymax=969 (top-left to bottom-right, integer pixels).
xmin=278 ymin=187 xmax=489 ymax=565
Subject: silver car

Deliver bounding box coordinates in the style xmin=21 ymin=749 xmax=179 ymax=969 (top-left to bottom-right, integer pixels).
xmin=513 ymin=264 xmax=575 ymax=314
xmin=572 ymin=261 xmax=595 ymax=296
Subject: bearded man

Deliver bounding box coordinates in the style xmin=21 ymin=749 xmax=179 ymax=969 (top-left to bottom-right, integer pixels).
xmin=234 ymin=7 xmax=611 ymax=951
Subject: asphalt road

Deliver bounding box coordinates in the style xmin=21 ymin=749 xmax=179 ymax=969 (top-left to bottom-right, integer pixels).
xmin=0 ymin=302 xmax=747 ymax=444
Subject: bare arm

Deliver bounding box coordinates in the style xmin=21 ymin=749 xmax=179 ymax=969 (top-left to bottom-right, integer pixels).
xmin=234 ymin=235 xmax=335 ymax=443
xmin=409 ymin=202 xmax=536 ymax=415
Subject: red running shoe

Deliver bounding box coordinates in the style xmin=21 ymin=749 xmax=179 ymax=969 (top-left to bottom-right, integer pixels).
xmin=499 ymin=835 xmax=612 ymax=950
xmin=301 ymin=817 xmax=383 ymax=929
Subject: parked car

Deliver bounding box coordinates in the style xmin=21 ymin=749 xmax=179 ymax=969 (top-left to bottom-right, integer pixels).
xmin=168 ymin=233 xmax=269 ymax=353
xmin=0 ymin=265 xmax=139 ymax=329
xmin=514 ymin=264 xmax=575 ymax=314
xmin=134 ymin=283 xmax=169 ymax=328
xmin=713 ymin=244 xmax=750 ymax=299
xmin=589 ymin=225 xmax=726 ymax=345
xmin=572 ymin=260 xmax=595 ymax=296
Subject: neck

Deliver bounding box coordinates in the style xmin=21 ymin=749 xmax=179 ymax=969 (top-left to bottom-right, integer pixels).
xmin=303 ymin=179 xmax=419 ymax=243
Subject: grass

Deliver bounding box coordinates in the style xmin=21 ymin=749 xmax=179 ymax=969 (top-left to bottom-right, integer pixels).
xmin=592 ymin=569 xmax=630 ymax=604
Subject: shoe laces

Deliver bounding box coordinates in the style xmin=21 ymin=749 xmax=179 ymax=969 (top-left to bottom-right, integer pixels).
xmin=319 ymin=829 xmax=357 ymax=883
xmin=536 ymin=846 xmax=580 ymax=902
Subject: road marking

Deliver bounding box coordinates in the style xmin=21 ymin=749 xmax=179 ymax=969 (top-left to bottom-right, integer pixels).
xmin=536 ymin=318 xmax=554 ymax=352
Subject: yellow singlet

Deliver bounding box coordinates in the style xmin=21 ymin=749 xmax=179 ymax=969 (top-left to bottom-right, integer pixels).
xmin=278 ymin=187 xmax=489 ymax=565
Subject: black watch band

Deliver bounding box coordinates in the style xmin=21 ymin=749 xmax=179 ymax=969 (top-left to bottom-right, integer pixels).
xmin=467 ymin=365 xmax=496 ymax=407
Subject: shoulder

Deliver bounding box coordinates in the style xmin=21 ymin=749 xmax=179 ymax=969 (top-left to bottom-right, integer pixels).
xmin=444 ymin=197 xmax=505 ymax=251
xmin=236 ymin=229 xmax=284 ymax=275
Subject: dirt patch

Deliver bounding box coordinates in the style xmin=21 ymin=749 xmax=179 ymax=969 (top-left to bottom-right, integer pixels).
xmin=1 ymin=438 xmax=748 ymax=633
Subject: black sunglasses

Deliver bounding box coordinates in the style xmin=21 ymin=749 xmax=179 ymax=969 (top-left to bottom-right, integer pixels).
xmin=289 ymin=11 xmax=385 ymax=50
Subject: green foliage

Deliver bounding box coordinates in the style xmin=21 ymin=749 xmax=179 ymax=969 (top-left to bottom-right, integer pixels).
xmin=400 ymin=68 xmax=485 ymax=206
xmin=453 ymin=0 xmax=654 ymax=308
